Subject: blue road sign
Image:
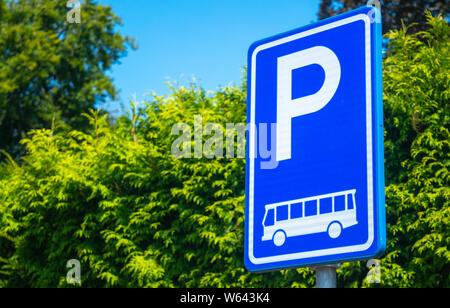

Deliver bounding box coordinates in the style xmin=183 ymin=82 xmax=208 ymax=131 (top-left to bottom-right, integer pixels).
xmin=245 ymin=6 xmax=386 ymax=272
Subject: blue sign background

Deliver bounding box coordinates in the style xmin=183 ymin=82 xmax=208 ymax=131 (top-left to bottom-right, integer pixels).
xmin=245 ymin=7 xmax=385 ymax=272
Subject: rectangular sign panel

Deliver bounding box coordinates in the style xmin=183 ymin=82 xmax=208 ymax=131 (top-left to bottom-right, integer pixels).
xmin=245 ymin=7 xmax=386 ymax=272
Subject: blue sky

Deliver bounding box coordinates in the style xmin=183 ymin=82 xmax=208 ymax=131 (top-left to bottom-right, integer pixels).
xmin=97 ymin=0 xmax=322 ymax=110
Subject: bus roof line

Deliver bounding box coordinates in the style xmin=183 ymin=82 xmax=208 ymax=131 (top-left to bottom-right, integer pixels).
xmin=264 ymin=189 xmax=357 ymax=209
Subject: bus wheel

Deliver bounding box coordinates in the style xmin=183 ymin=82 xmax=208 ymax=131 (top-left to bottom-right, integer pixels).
xmin=328 ymin=222 xmax=342 ymax=239
xmin=273 ymin=230 xmax=286 ymax=247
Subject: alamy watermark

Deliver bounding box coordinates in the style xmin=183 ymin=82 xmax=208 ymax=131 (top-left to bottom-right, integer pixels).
xmin=365 ymin=259 xmax=381 ymax=284
xmin=170 ymin=115 xmax=279 ymax=169
xmin=66 ymin=259 xmax=81 ymax=285
xmin=367 ymin=0 xmax=382 ymax=24
xmin=67 ymin=0 xmax=81 ymax=24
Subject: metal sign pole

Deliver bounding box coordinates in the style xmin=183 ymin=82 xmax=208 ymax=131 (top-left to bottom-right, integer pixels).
xmin=312 ymin=264 xmax=340 ymax=288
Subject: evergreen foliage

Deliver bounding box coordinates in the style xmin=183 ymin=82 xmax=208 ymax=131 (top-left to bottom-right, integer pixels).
xmin=318 ymin=0 xmax=449 ymax=34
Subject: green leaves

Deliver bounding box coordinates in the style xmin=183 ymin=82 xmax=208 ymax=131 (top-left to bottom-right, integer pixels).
xmin=378 ymin=13 xmax=450 ymax=288
xmin=0 ymin=12 xmax=448 ymax=288
xmin=0 ymin=0 xmax=135 ymax=157
xmin=0 ymin=81 xmax=252 ymax=287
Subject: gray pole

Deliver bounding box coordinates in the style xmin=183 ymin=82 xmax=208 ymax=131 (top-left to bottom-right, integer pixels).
xmin=312 ymin=264 xmax=340 ymax=288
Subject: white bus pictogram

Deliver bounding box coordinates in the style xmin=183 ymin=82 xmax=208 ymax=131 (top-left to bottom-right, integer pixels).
xmin=262 ymin=190 xmax=358 ymax=246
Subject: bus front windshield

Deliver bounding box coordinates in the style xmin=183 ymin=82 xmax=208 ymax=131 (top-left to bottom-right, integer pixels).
xmin=264 ymin=209 xmax=275 ymax=227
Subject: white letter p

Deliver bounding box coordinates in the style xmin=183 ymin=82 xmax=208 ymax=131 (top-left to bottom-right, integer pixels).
xmin=276 ymin=46 xmax=341 ymax=161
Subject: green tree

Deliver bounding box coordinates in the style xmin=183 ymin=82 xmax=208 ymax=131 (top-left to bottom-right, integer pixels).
xmin=318 ymin=0 xmax=450 ymax=34
xmin=339 ymin=13 xmax=449 ymax=288
xmin=0 ymin=0 xmax=134 ymax=157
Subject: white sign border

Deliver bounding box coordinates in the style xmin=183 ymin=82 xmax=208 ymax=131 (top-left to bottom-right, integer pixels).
xmin=248 ymin=14 xmax=374 ymax=265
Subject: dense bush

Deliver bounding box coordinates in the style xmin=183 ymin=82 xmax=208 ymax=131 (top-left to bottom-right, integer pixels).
xmin=0 ymin=82 xmax=315 ymax=288
xmin=0 ymin=14 xmax=448 ymax=288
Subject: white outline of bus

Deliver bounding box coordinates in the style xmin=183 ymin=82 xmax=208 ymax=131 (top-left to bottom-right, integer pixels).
xmin=262 ymin=190 xmax=358 ymax=246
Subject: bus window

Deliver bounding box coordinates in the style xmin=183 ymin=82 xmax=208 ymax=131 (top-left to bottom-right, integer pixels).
xmin=264 ymin=209 xmax=275 ymax=227
xmin=335 ymin=195 xmax=346 ymax=212
xmin=347 ymin=194 xmax=354 ymax=210
xmin=291 ymin=202 xmax=303 ymax=219
xmin=320 ymin=197 xmax=333 ymax=214
xmin=305 ymin=200 xmax=317 ymax=217
xmin=277 ymin=205 xmax=289 ymax=221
